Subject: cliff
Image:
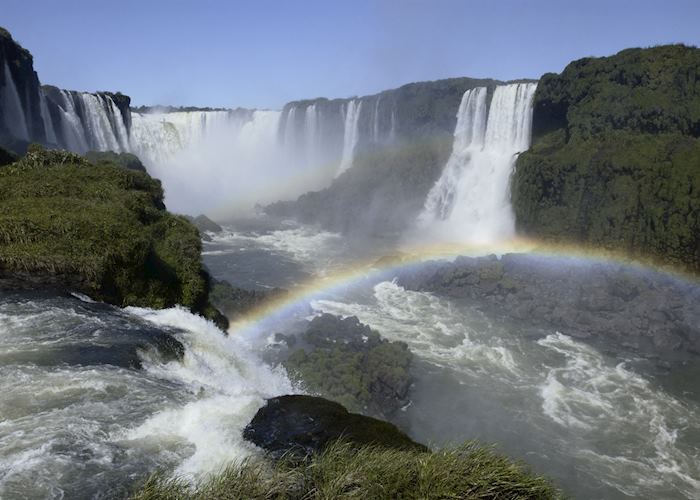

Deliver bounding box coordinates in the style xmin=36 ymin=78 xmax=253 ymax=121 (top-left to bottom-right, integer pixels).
xmin=0 ymin=27 xmax=133 ymax=155
xmin=0 ymin=145 xmax=227 ymax=329
xmin=0 ymin=27 xmax=48 ymax=150
xmin=512 ymin=45 xmax=700 ymax=273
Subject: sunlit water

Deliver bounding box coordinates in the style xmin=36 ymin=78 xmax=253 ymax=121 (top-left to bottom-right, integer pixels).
xmin=1 ymin=220 xmax=698 ymax=499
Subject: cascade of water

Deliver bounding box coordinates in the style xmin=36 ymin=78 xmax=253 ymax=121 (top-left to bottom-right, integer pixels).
xmin=304 ymin=104 xmax=318 ymax=164
xmin=107 ymin=98 xmax=130 ymax=151
xmin=372 ymin=96 xmax=381 ymax=143
xmin=418 ymin=82 xmax=537 ymax=244
xmin=283 ymin=106 xmax=297 ymax=151
xmin=56 ymin=90 xmax=89 ymax=152
xmin=78 ymin=93 xmax=124 ymax=152
xmin=1 ymin=60 xmax=30 ymax=141
xmin=389 ymin=104 xmax=397 ymax=142
xmin=337 ymin=99 xmax=363 ymax=176
xmin=39 ymin=92 xmax=57 ymax=144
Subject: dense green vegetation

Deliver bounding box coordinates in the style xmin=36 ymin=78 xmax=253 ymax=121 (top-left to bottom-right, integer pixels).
xmin=132 ymin=441 xmax=559 ymax=500
xmin=513 ymin=45 xmax=700 ymax=273
xmin=283 ymin=314 xmax=412 ymax=418
xmin=0 ymin=145 xmax=226 ymax=326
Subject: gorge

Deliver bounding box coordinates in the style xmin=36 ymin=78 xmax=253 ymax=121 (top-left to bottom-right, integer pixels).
xmin=1 ymin=22 xmax=699 ymax=500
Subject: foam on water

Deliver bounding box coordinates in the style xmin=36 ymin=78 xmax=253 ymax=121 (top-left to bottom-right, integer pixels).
xmin=309 ymin=279 xmax=700 ymax=499
xmin=0 ymin=295 xmax=294 ymax=498
xmin=123 ymin=306 xmax=294 ymax=477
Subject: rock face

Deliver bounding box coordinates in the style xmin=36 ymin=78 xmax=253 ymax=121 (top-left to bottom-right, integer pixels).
xmin=267 ymin=77 xmax=508 ymax=235
xmin=0 ymin=27 xmax=48 ymax=150
xmin=243 ymin=395 xmax=428 ymax=459
xmin=398 ymin=253 xmax=700 ymax=364
xmin=280 ymin=314 xmax=412 ymax=418
xmin=185 ymin=214 xmax=223 ymax=241
xmin=0 ymin=145 xmax=227 ymax=330
xmin=512 ymin=45 xmax=700 ymax=274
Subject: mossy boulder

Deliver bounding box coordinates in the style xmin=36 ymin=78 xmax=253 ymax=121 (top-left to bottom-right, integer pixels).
xmin=0 ymin=145 xmax=227 ymax=329
xmin=243 ymin=395 xmax=428 ymax=459
xmin=282 ymin=314 xmax=412 ymax=418
xmin=512 ymin=45 xmax=700 ymax=274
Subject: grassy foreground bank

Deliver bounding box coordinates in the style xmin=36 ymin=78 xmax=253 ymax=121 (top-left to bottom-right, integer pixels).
xmin=132 ymin=441 xmax=559 ymax=500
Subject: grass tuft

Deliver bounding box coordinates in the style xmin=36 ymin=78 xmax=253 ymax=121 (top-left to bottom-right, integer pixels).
xmin=131 ymin=441 xmax=560 ymax=500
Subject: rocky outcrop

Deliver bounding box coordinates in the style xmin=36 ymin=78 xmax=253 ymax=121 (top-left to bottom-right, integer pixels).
xmin=208 ymin=278 xmax=285 ymax=321
xmin=512 ymin=45 xmax=700 ymax=274
xmin=85 ymin=150 xmax=146 ymax=172
xmin=0 ymin=145 xmax=228 ymax=330
xmin=185 ymin=214 xmax=223 ymax=241
xmin=397 ymin=253 xmax=700 ymax=364
xmin=277 ymin=314 xmax=412 ymax=419
xmin=243 ymin=395 xmax=428 ymax=459
xmin=0 ymin=27 xmax=48 ymax=150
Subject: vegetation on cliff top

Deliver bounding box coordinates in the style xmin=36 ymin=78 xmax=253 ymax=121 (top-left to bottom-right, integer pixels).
xmin=133 ymin=440 xmax=559 ymax=500
xmin=512 ymin=44 xmax=700 ymax=273
xmin=0 ymin=145 xmax=226 ymax=326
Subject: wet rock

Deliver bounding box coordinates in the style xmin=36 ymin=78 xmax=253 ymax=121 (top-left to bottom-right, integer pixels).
xmin=243 ymin=395 xmax=428 ymax=459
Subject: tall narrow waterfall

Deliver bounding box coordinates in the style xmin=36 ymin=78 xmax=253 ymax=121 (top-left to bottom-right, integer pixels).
xmin=418 ymin=82 xmax=537 ymax=244
xmin=1 ymin=61 xmax=30 ymax=141
xmin=337 ymin=99 xmax=362 ymax=176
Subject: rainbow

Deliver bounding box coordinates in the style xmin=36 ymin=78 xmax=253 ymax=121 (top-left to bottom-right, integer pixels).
xmin=227 ymin=237 xmax=699 ymax=336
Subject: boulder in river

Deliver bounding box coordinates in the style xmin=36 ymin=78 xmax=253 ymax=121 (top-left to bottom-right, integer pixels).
xmin=243 ymin=395 xmax=428 ymax=459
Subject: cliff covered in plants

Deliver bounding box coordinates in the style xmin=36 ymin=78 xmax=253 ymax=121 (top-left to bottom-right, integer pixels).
xmin=0 ymin=145 xmax=227 ymax=328
xmin=512 ymin=45 xmax=700 ymax=273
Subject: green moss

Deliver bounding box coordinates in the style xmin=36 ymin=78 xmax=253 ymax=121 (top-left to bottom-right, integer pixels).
xmin=0 ymin=145 xmax=225 ymax=323
xmin=513 ymin=45 xmax=700 ymax=274
xmin=283 ymin=315 xmax=412 ymax=417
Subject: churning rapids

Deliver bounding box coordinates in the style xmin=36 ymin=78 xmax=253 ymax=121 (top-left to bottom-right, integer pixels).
xmin=2 ymin=222 xmax=699 ymax=499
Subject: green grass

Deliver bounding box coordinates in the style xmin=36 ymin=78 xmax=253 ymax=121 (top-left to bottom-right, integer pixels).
xmin=131 ymin=441 xmax=560 ymax=500
xmin=0 ymin=145 xmax=224 ymax=324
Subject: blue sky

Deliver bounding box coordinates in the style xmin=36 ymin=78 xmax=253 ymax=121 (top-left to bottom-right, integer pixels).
xmin=3 ymin=0 xmax=699 ymax=109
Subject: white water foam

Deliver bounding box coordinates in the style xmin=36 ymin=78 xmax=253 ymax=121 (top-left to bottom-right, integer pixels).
xmin=123 ymin=306 xmax=294 ymax=477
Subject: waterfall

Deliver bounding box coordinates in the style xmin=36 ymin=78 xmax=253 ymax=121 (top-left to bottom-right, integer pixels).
xmin=44 ymin=90 xmax=131 ymax=153
xmin=418 ymin=82 xmax=537 ymax=244
xmin=337 ymin=99 xmax=362 ymax=176
xmin=130 ymin=109 xmax=291 ymax=214
xmin=1 ymin=61 xmax=30 ymax=141
xmin=304 ymin=104 xmax=318 ymax=164
xmin=372 ymin=96 xmax=381 ymax=143
xmin=55 ymin=90 xmax=89 ymax=152
xmin=39 ymin=93 xmax=57 ymax=144
xmin=283 ymin=106 xmax=297 ymax=150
